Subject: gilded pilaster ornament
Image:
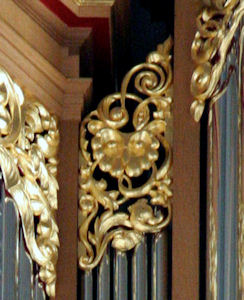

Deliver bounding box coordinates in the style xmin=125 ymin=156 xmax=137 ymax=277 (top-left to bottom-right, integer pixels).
xmin=0 ymin=68 xmax=59 ymax=297
xmin=191 ymin=0 xmax=240 ymax=121
xmin=78 ymin=37 xmax=173 ymax=270
xmin=191 ymin=1 xmax=244 ymax=298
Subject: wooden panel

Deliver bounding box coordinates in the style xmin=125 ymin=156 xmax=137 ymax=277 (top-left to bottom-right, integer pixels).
xmin=56 ymin=120 xmax=79 ymax=300
xmin=173 ymin=1 xmax=201 ymax=299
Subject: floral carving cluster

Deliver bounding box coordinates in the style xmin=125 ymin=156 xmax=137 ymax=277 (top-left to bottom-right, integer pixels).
xmin=0 ymin=68 xmax=59 ymax=297
xmin=79 ymin=37 xmax=173 ymax=270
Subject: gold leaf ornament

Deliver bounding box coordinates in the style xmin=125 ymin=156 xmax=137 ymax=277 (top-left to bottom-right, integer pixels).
xmin=191 ymin=0 xmax=241 ymax=121
xmin=79 ymin=37 xmax=173 ymax=270
xmin=0 ymin=67 xmax=59 ymax=297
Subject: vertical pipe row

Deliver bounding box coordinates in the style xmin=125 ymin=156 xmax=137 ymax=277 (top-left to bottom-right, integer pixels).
xmin=114 ymin=251 xmax=128 ymax=300
xmin=80 ymin=271 xmax=93 ymax=300
xmin=98 ymin=249 xmax=111 ymax=300
xmin=0 ymin=177 xmax=3 ymax=296
xmin=152 ymin=231 xmax=168 ymax=300
xmin=18 ymin=227 xmax=34 ymax=300
xmin=34 ymin=276 xmax=46 ymax=300
xmin=79 ymin=234 xmax=170 ymax=300
xmin=132 ymin=238 xmax=148 ymax=300
xmin=2 ymin=198 xmax=19 ymax=300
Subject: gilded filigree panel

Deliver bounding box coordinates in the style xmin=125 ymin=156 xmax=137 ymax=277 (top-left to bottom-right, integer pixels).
xmin=78 ymin=37 xmax=173 ymax=270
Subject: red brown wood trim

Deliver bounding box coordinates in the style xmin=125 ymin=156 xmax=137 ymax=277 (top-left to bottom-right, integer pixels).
xmin=56 ymin=121 xmax=79 ymax=300
xmin=173 ymin=1 xmax=201 ymax=299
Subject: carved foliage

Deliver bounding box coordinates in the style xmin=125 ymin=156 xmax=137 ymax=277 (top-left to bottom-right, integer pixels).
xmin=0 ymin=68 xmax=59 ymax=297
xmin=79 ymin=38 xmax=173 ymax=270
xmin=191 ymin=0 xmax=241 ymax=121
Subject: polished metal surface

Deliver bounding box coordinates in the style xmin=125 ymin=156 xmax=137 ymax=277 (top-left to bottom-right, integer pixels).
xmin=34 ymin=276 xmax=46 ymax=300
xmin=81 ymin=271 xmax=93 ymax=300
xmin=152 ymin=231 xmax=168 ymax=300
xmin=114 ymin=251 xmax=128 ymax=300
xmin=0 ymin=178 xmax=3 ymax=295
xmin=18 ymin=227 xmax=34 ymax=300
xmin=132 ymin=238 xmax=148 ymax=300
xmin=98 ymin=250 xmax=110 ymax=300
xmin=216 ymin=53 xmax=239 ymax=300
xmin=2 ymin=199 xmax=19 ymax=300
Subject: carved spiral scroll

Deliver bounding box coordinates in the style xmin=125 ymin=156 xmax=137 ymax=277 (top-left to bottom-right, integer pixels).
xmin=190 ymin=0 xmax=243 ymax=121
xmin=78 ymin=37 xmax=173 ymax=270
xmin=191 ymin=1 xmax=244 ymax=298
xmin=0 ymin=68 xmax=59 ymax=297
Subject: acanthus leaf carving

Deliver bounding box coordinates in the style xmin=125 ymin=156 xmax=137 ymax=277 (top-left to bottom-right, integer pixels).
xmin=78 ymin=37 xmax=173 ymax=270
xmin=0 ymin=67 xmax=59 ymax=297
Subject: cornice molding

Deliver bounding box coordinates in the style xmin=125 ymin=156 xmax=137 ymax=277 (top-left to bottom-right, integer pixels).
xmin=60 ymin=0 xmax=114 ymax=18
xmin=14 ymin=0 xmax=91 ymax=47
xmin=0 ymin=12 xmax=92 ymax=121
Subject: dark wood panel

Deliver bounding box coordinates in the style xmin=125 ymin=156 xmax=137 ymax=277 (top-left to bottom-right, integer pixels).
xmin=56 ymin=121 xmax=79 ymax=300
xmin=173 ymin=1 xmax=201 ymax=299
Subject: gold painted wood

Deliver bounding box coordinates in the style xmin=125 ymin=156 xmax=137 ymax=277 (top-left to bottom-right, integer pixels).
xmin=0 ymin=67 xmax=59 ymax=297
xmin=191 ymin=0 xmax=241 ymax=121
xmin=78 ymin=37 xmax=173 ymax=270
xmin=191 ymin=1 xmax=244 ymax=299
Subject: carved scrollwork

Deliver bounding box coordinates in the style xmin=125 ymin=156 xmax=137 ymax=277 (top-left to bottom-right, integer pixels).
xmin=0 ymin=68 xmax=59 ymax=297
xmin=190 ymin=0 xmax=242 ymax=121
xmin=191 ymin=1 xmax=244 ymax=298
xmin=78 ymin=37 xmax=173 ymax=270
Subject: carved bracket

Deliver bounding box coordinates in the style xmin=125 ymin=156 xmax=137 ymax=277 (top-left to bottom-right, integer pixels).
xmin=190 ymin=0 xmax=243 ymax=121
xmin=191 ymin=1 xmax=244 ymax=299
xmin=78 ymin=37 xmax=173 ymax=270
xmin=0 ymin=68 xmax=59 ymax=297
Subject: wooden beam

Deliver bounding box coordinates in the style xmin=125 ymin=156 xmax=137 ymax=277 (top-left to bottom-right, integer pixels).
xmin=173 ymin=1 xmax=201 ymax=299
xmin=56 ymin=121 xmax=80 ymax=300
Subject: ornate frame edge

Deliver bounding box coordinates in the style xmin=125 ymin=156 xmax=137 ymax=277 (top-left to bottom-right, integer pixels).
xmin=0 ymin=67 xmax=60 ymax=297
xmin=191 ymin=1 xmax=244 ymax=299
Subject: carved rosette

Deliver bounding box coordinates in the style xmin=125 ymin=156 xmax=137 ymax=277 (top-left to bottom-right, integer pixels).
xmin=0 ymin=68 xmax=59 ymax=297
xmin=190 ymin=0 xmax=241 ymax=121
xmin=78 ymin=37 xmax=173 ymax=270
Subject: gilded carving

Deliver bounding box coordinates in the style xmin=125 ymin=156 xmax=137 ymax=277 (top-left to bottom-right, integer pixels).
xmin=191 ymin=0 xmax=241 ymax=121
xmin=0 ymin=68 xmax=59 ymax=297
xmin=79 ymin=37 xmax=173 ymax=270
xmin=191 ymin=1 xmax=244 ymax=298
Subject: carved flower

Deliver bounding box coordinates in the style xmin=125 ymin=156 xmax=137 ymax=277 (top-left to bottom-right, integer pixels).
xmin=128 ymin=199 xmax=163 ymax=232
xmin=112 ymin=230 xmax=142 ymax=251
xmin=125 ymin=130 xmax=159 ymax=177
xmin=79 ymin=194 xmax=95 ymax=216
xmin=91 ymin=128 xmax=159 ymax=177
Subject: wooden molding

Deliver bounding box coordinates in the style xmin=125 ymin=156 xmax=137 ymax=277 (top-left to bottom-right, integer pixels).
xmin=0 ymin=1 xmax=92 ymax=121
xmin=60 ymin=0 xmax=114 ymax=18
xmin=13 ymin=0 xmax=92 ymax=47
xmin=172 ymin=0 xmax=201 ymax=299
